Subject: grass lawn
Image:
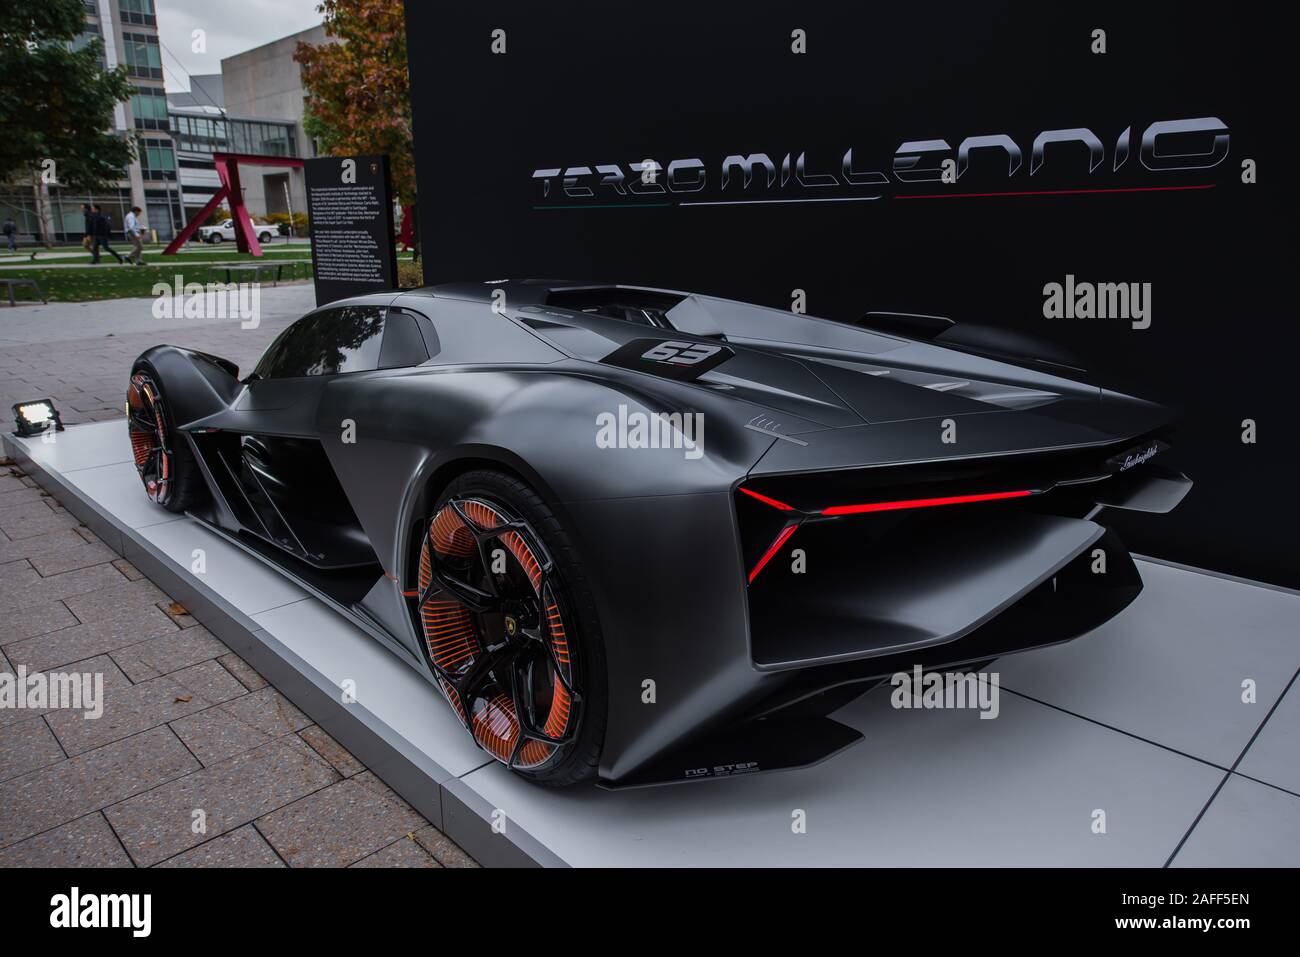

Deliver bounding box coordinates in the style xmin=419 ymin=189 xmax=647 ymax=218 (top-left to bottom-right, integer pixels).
xmin=0 ymin=260 xmax=316 ymax=303
xmin=1 ymin=249 xmax=421 ymax=303
xmin=147 ymin=244 xmax=311 ymax=261
xmin=1 ymin=245 xmax=311 ymax=265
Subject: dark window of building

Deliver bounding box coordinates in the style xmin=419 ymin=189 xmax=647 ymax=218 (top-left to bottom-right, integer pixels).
xmin=138 ymin=139 xmax=176 ymax=180
xmin=132 ymin=88 xmax=169 ymax=130
xmin=169 ymin=115 xmax=295 ymax=158
xmin=170 ymin=114 xmax=228 ymax=154
xmin=227 ymin=119 xmax=296 ymax=157
xmin=119 ymin=0 xmax=157 ymax=26
xmin=122 ymin=32 xmax=162 ymax=79
xmin=254 ymin=306 xmax=387 ymax=379
xmin=70 ymin=27 xmax=105 ymax=70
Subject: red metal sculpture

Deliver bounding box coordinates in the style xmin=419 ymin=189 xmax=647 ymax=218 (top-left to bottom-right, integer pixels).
xmin=163 ymin=153 xmax=305 ymax=256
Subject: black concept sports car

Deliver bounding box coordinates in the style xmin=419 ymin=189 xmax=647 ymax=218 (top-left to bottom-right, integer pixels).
xmin=127 ymin=281 xmax=1190 ymax=787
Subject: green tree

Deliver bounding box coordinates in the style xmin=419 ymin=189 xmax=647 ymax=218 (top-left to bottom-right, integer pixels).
xmin=0 ymin=0 xmax=135 ymax=245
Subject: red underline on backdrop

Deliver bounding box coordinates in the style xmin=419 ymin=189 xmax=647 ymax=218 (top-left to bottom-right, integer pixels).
xmin=895 ymin=184 xmax=1217 ymax=200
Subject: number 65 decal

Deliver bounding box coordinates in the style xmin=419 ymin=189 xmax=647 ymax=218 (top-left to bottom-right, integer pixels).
xmin=641 ymin=340 xmax=723 ymax=366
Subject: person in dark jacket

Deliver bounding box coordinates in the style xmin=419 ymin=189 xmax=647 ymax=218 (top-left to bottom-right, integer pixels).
xmin=81 ymin=204 xmax=93 ymax=256
xmin=90 ymin=205 xmax=123 ymax=264
xmin=2 ymin=216 xmax=16 ymax=253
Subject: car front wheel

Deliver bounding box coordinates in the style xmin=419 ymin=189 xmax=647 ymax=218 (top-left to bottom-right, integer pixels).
xmin=126 ymin=362 xmax=206 ymax=513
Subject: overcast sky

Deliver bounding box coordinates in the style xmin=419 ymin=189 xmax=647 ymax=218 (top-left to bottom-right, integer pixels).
xmin=155 ymin=0 xmax=325 ymax=92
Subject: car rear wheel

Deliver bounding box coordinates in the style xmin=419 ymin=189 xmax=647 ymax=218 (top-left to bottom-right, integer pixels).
xmin=257 ymin=231 xmax=272 ymax=243
xmin=127 ymin=361 xmax=206 ymax=513
xmin=416 ymin=470 xmax=607 ymax=786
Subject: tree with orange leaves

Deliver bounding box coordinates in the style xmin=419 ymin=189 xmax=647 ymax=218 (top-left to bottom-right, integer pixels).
xmin=294 ymin=0 xmax=416 ymax=203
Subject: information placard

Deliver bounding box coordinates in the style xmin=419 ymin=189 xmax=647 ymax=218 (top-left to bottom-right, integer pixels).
xmin=305 ymin=154 xmax=398 ymax=306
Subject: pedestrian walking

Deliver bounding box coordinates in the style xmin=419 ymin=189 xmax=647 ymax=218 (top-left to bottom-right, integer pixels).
xmin=2 ymin=216 xmax=16 ymax=253
xmin=124 ymin=206 xmax=146 ymax=266
xmin=82 ymin=204 xmax=95 ymax=261
xmin=90 ymin=205 xmax=123 ymax=264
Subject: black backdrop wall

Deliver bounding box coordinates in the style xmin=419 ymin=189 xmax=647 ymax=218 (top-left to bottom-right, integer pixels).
xmin=405 ymin=1 xmax=1294 ymax=587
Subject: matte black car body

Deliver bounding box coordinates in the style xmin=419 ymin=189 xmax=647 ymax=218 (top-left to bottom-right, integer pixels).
xmin=131 ymin=280 xmax=1190 ymax=787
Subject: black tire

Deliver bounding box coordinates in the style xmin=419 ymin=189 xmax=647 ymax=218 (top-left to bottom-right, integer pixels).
xmin=258 ymin=232 xmax=272 ymax=243
xmin=422 ymin=469 xmax=607 ymax=787
xmin=127 ymin=360 xmax=207 ymax=514
xmin=208 ymin=233 xmax=222 ymax=244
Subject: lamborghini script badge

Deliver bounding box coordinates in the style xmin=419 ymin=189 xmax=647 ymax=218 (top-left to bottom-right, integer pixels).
xmin=1108 ymin=439 xmax=1168 ymax=472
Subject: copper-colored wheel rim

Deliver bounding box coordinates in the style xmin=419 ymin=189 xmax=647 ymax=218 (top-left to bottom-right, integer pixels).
xmin=127 ymin=373 xmax=172 ymax=505
xmin=416 ymin=497 xmax=579 ymax=771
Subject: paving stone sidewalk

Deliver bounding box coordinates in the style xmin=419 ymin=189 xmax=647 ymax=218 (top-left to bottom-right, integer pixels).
xmin=0 ymin=286 xmax=477 ymax=867
xmin=0 ymin=463 xmax=476 ymax=867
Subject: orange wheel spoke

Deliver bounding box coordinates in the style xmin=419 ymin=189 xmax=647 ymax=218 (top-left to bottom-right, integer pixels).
xmin=416 ymin=495 xmax=579 ymax=772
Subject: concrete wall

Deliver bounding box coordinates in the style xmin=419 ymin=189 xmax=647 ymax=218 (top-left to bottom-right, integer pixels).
xmin=220 ymin=25 xmax=332 ymax=219
xmin=227 ymin=163 xmax=302 ymax=222
xmin=221 ymin=25 xmax=328 ymax=160
xmin=168 ymin=73 xmax=225 ymax=111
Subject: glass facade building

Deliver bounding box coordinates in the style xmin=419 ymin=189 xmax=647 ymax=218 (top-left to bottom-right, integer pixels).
xmin=169 ymin=115 xmax=297 ymax=158
xmin=2 ymin=0 xmax=310 ymax=244
xmin=0 ymin=0 xmax=181 ymax=243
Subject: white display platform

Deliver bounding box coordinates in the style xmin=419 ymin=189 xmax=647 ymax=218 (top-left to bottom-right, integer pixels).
xmin=7 ymin=420 xmax=1299 ymax=867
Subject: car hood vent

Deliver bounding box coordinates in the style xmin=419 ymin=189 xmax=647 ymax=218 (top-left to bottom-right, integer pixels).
xmin=802 ymin=355 xmax=1062 ymax=417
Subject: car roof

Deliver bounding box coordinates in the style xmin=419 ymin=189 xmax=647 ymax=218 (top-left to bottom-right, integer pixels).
xmin=326 ymin=282 xmax=911 ymax=362
xmin=401 ymin=279 xmax=691 ymax=306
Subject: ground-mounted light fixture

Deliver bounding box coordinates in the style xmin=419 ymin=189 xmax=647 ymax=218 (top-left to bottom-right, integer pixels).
xmin=12 ymin=399 xmax=63 ymax=437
